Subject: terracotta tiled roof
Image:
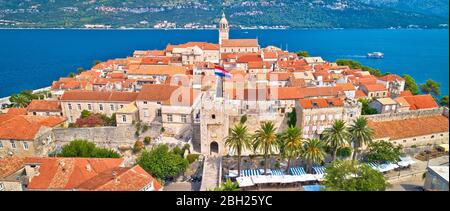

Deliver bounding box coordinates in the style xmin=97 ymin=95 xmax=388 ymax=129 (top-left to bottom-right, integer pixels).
xmin=236 ymin=53 xmax=262 ymax=63
xmin=27 ymin=157 xmax=124 ymax=190
xmin=394 ymin=97 xmax=410 ymax=108
xmin=263 ymin=51 xmax=278 ymax=59
xmin=335 ymin=83 xmax=356 ymax=91
xmin=368 ymin=115 xmax=449 ymax=140
xmin=362 ymin=84 xmax=387 ymax=92
xmin=140 ymin=57 xmax=171 ymax=65
xmin=399 ymin=90 xmax=413 ymax=97
xmin=247 ymin=61 xmax=271 ymax=69
xmin=136 ymin=84 xmax=180 ymax=101
xmin=221 ymin=39 xmax=259 ymax=47
xmin=0 ymin=157 xmax=26 ymax=178
xmin=355 ymin=90 xmax=367 ymax=98
xmin=267 ymin=72 xmax=292 ymax=81
xmin=299 ymin=98 xmax=344 ymax=109
xmin=378 ymin=74 xmax=404 ymax=82
xmin=77 ymin=165 xmax=162 ymax=191
xmin=227 ymin=86 xmax=344 ymax=100
xmin=27 ymin=100 xmax=61 ymax=112
xmin=7 ymin=108 xmax=27 ymax=115
xmin=0 ymin=115 xmax=65 ymax=140
xmin=107 ymin=72 xmax=126 ymax=79
xmin=60 ymin=91 xmax=138 ymax=102
xmin=403 ymin=94 xmax=439 ymax=110
xmin=127 ymin=65 xmax=188 ymax=76
xmin=167 ymin=42 xmax=219 ymax=51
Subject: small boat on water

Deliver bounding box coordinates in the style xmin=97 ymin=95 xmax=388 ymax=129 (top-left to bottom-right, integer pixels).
xmin=367 ymin=52 xmax=384 ymax=59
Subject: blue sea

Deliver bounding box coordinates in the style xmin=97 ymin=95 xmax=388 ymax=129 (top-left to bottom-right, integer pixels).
xmin=0 ymin=29 xmax=448 ymax=98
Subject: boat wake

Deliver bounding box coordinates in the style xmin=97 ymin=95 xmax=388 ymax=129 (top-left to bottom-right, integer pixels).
xmin=341 ymin=55 xmax=366 ymax=58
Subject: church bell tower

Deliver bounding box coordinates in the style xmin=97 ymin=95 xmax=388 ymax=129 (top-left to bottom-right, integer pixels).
xmin=219 ymin=12 xmax=229 ymax=45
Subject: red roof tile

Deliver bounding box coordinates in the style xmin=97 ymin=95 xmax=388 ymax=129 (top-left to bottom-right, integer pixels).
xmin=27 ymin=157 xmax=124 ymax=190
xmin=7 ymin=108 xmax=27 ymax=115
xmin=299 ymin=98 xmax=344 ymax=109
xmin=27 ymin=100 xmax=61 ymax=112
xmin=368 ymin=115 xmax=448 ymax=140
xmin=403 ymin=94 xmax=439 ymax=110
xmin=60 ymin=91 xmax=138 ymax=102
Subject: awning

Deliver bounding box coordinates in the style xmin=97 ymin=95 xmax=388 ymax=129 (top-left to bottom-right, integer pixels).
xmin=270 ymin=169 xmax=285 ymax=176
xmin=241 ymin=169 xmax=261 ymax=177
xmin=236 ymin=177 xmax=254 ymax=187
xmin=289 ymin=167 xmax=307 ymax=175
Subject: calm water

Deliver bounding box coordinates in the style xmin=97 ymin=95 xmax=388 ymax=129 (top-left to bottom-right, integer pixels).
xmin=0 ymin=29 xmax=448 ymax=97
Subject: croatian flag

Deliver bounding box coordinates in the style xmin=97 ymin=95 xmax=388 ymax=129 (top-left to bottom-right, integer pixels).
xmin=214 ymin=66 xmax=232 ymax=78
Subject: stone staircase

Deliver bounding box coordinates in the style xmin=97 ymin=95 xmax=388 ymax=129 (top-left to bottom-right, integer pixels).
xmin=200 ymin=156 xmax=222 ymax=191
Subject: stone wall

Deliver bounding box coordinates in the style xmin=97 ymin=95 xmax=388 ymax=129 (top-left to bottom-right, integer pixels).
xmin=364 ymin=107 xmax=445 ymax=122
xmin=52 ymin=125 xmax=159 ymax=149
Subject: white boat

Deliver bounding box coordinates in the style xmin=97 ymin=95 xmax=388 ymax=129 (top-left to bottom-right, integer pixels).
xmin=367 ymin=52 xmax=384 ymax=59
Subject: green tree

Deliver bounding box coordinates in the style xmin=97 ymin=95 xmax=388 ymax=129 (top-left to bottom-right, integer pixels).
xmin=93 ymin=60 xmax=102 ymax=66
xmin=58 ymin=139 xmax=120 ymax=158
xmin=252 ymin=121 xmax=278 ymax=175
xmin=296 ymin=51 xmax=310 ymax=57
xmin=68 ymin=72 xmax=76 ymax=78
xmin=133 ymin=140 xmax=145 ymax=154
xmin=323 ymin=160 xmax=389 ymax=191
xmin=301 ymin=138 xmax=326 ymax=173
xmin=77 ymin=67 xmax=85 ymax=74
xmin=240 ymin=115 xmax=248 ymax=124
xmin=91 ymin=148 xmax=121 ymax=158
xmin=336 ymin=59 xmax=382 ymax=77
xmin=337 ymin=147 xmax=353 ymax=158
xmin=214 ymin=179 xmax=239 ymax=191
xmin=420 ymin=79 xmax=441 ymax=97
xmin=144 ymin=137 xmax=152 ymax=145
xmin=365 ymin=141 xmax=402 ymax=163
xmin=348 ymin=117 xmax=374 ymax=162
xmin=287 ymin=108 xmax=297 ymax=127
xmin=281 ymin=126 xmax=302 ymax=173
xmin=9 ymin=93 xmax=30 ymax=108
xmin=81 ymin=110 xmax=92 ymax=119
xmin=322 ymin=120 xmax=350 ymax=161
xmin=440 ymin=96 xmax=449 ymax=107
xmin=402 ymin=74 xmax=419 ymax=95
xmin=225 ymin=123 xmax=252 ymax=177
xmin=136 ymin=145 xmax=188 ymax=180
xmin=358 ymin=98 xmax=378 ymax=115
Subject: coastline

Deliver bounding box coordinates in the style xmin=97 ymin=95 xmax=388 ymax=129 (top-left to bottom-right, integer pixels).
xmin=0 ymin=86 xmax=51 ymax=105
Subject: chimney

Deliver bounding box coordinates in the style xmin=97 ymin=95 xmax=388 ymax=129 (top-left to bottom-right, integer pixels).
xmin=86 ymin=164 xmax=92 ymax=172
xmin=59 ymin=160 xmax=66 ymax=171
xmin=112 ymin=171 xmax=119 ymax=183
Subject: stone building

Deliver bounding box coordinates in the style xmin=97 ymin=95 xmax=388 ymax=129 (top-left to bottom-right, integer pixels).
xmin=0 ymin=114 xmax=66 ymax=158
xmin=296 ymin=98 xmax=362 ymax=139
xmin=26 ymin=100 xmax=63 ymax=116
xmin=60 ymin=90 xmax=139 ymax=123
xmin=368 ymin=112 xmax=449 ymax=147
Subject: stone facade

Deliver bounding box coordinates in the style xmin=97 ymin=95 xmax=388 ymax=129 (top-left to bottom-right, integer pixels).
xmin=0 ymin=127 xmax=55 ymax=158
xmin=61 ymin=100 xmax=131 ymax=123
xmin=296 ymin=98 xmax=362 ymax=139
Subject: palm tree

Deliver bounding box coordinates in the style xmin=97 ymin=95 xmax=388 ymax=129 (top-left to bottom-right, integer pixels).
xmin=322 ymin=120 xmax=350 ymax=161
xmin=301 ymin=138 xmax=326 ymax=173
xmin=281 ymin=126 xmax=303 ymax=173
xmin=224 ymin=123 xmax=252 ymax=177
xmin=348 ymin=117 xmax=374 ymax=162
xmin=9 ymin=94 xmax=29 ymax=108
xmin=252 ymin=121 xmax=278 ymax=175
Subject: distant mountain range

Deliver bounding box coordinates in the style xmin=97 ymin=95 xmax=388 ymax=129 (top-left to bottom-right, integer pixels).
xmin=0 ymin=0 xmax=448 ymax=29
